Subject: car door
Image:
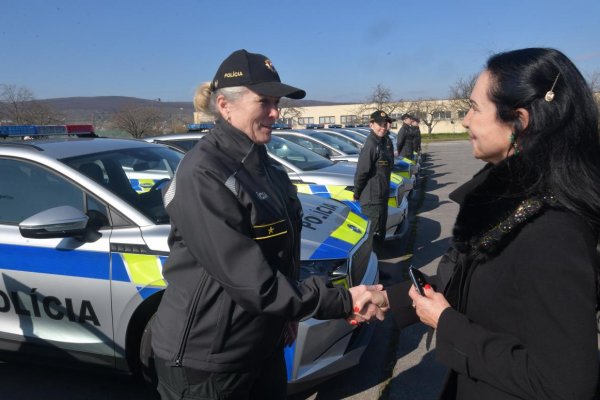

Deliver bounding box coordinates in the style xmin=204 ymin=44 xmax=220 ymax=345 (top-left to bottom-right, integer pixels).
xmin=0 ymin=157 xmax=115 ymax=367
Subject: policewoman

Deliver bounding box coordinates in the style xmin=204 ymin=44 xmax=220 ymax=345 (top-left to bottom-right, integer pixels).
xmin=353 ymin=110 xmax=395 ymax=252
xmin=151 ymin=49 xmax=378 ymax=400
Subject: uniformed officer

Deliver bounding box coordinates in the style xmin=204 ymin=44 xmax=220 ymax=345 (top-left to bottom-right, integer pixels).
xmin=151 ymin=49 xmax=385 ymax=400
xmin=353 ymin=110 xmax=395 ymax=253
xmin=396 ymin=113 xmax=415 ymax=159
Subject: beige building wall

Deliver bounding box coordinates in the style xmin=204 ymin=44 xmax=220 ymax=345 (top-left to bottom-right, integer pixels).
xmin=195 ymin=99 xmax=469 ymax=134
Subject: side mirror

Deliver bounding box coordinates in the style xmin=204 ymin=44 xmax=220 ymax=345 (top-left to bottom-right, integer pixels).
xmin=19 ymin=205 xmax=89 ymax=239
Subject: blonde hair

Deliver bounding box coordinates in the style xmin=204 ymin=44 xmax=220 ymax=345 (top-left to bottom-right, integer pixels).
xmin=193 ymin=83 xmax=249 ymax=119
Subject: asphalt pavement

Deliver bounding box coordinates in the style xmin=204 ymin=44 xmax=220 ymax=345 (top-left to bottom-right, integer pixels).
xmin=289 ymin=140 xmax=484 ymax=400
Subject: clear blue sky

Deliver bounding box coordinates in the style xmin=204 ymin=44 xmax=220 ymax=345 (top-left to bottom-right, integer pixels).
xmin=2 ymin=0 xmax=599 ymax=102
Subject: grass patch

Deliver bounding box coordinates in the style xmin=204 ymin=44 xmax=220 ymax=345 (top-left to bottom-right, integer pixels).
xmin=422 ymin=132 xmax=469 ymax=142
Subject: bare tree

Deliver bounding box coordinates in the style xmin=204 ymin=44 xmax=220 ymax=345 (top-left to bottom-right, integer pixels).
xmin=0 ymin=84 xmax=63 ymax=124
xmin=278 ymin=98 xmax=303 ymax=125
xmin=589 ymin=70 xmax=600 ymax=92
xmin=110 ymin=104 xmax=162 ymax=138
xmin=405 ymin=99 xmax=447 ymax=135
xmin=588 ymin=70 xmax=600 ymax=115
xmin=449 ymin=74 xmax=477 ymax=111
xmin=352 ymin=84 xmax=402 ymax=124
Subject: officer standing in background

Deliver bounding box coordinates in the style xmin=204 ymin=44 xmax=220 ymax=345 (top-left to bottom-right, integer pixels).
xmin=410 ymin=115 xmax=422 ymax=158
xmin=353 ymin=110 xmax=395 ymax=253
xmin=396 ymin=113 xmax=415 ymax=159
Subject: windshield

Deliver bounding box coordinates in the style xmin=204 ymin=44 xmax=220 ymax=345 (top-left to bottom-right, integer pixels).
xmin=266 ymin=136 xmax=334 ymax=171
xmin=310 ymin=132 xmax=360 ymax=154
xmin=332 ymin=129 xmax=367 ymax=143
xmin=61 ymin=146 xmax=183 ymax=224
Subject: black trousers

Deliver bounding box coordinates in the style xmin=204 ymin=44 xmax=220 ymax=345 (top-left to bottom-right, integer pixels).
xmin=155 ymin=348 xmax=287 ymax=400
xmin=361 ymin=203 xmax=388 ymax=249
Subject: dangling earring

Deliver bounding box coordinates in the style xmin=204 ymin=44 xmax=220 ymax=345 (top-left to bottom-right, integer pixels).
xmin=510 ymin=132 xmax=520 ymax=156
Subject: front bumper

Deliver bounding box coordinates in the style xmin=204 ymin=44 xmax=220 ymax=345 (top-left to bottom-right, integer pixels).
xmin=286 ymin=250 xmax=379 ymax=392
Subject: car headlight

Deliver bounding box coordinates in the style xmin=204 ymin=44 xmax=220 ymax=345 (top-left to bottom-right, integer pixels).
xmin=299 ymin=259 xmax=349 ymax=288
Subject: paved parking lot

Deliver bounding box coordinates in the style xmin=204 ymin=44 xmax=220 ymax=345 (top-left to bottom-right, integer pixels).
xmin=289 ymin=140 xmax=483 ymax=400
xmin=1 ymin=140 xmax=596 ymax=399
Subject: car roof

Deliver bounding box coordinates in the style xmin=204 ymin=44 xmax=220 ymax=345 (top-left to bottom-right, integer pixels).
xmin=145 ymin=132 xmax=207 ymax=141
xmin=0 ymin=137 xmax=157 ymax=159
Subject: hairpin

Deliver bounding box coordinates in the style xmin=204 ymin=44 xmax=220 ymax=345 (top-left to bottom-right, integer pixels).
xmin=544 ymin=72 xmax=560 ymax=102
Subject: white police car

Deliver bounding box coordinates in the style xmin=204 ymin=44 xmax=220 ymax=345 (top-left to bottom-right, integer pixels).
xmin=146 ymin=132 xmax=411 ymax=239
xmin=0 ymin=125 xmax=378 ymax=393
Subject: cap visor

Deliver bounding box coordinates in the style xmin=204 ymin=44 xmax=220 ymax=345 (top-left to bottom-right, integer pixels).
xmin=249 ymin=82 xmax=306 ymax=99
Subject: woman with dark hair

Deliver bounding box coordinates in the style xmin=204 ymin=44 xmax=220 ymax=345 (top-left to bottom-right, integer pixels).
xmin=356 ymin=48 xmax=600 ymax=399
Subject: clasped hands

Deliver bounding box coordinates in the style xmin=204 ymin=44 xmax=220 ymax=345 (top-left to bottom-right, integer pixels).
xmin=347 ymin=284 xmax=389 ymax=325
xmin=347 ymin=283 xmax=451 ymax=328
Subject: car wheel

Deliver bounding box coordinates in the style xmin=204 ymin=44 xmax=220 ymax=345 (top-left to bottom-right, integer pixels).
xmin=140 ymin=313 xmax=158 ymax=387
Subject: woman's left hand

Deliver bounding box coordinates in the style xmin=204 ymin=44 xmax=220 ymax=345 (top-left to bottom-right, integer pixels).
xmin=408 ymin=284 xmax=451 ymax=329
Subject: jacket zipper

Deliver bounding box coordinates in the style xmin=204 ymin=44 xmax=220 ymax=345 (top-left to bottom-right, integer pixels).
xmin=173 ymin=269 xmax=209 ymax=366
xmin=263 ymin=164 xmax=297 ymax=278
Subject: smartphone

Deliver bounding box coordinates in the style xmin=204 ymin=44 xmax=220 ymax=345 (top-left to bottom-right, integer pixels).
xmin=408 ymin=265 xmax=427 ymax=296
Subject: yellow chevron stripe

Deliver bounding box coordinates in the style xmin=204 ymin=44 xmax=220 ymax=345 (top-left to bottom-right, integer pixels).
xmin=330 ymin=211 xmax=368 ymax=245
xmin=121 ymin=253 xmax=166 ymax=287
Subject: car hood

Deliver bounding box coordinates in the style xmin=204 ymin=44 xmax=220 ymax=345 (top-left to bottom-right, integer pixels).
xmin=297 ymin=162 xmax=357 ymax=186
xmin=139 ymin=194 xmax=368 ymax=261
xmin=297 ymin=193 xmax=367 ymax=259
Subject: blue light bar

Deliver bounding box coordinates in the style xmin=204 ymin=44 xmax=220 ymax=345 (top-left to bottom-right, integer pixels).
xmin=0 ymin=125 xmax=37 ymax=136
xmin=272 ymin=123 xmax=291 ymax=130
xmin=187 ymin=123 xmax=214 ymax=132
xmin=0 ymin=125 xmax=69 ymax=137
xmin=36 ymin=125 xmax=68 ymax=135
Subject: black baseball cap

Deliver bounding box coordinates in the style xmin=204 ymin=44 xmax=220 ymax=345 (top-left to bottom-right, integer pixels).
xmin=211 ymin=49 xmax=306 ymax=99
xmin=401 ymin=113 xmax=412 ymax=120
xmin=370 ymin=110 xmax=395 ymax=123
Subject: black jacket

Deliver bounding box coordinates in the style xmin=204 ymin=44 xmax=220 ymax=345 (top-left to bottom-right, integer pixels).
xmin=411 ymin=125 xmax=421 ymax=153
xmin=353 ymin=131 xmax=394 ymax=206
xmin=151 ymin=119 xmax=352 ymax=372
xmin=396 ymin=123 xmax=414 ymax=158
xmin=387 ymin=160 xmax=599 ymax=399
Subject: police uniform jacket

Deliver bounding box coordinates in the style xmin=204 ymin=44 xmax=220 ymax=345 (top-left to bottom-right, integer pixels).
xmin=387 ymin=159 xmax=600 ymax=400
xmin=353 ymin=131 xmax=394 ymax=207
xmin=396 ymin=122 xmax=415 ymax=158
xmin=151 ymin=118 xmax=352 ymax=373
xmin=411 ymin=125 xmax=421 ymax=153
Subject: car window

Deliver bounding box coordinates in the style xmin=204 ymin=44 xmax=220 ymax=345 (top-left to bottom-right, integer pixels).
xmin=311 ymin=132 xmax=360 ymax=154
xmin=317 ymin=131 xmax=363 ymax=149
xmin=61 ymin=146 xmax=182 ymax=224
xmin=266 ymin=136 xmax=333 ymax=171
xmin=281 ymin=136 xmax=332 ymax=156
xmin=0 ymin=158 xmax=108 ymax=226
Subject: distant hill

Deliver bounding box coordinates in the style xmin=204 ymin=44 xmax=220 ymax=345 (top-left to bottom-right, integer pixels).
xmin=38 ymin=96 xmax=343 ymax=125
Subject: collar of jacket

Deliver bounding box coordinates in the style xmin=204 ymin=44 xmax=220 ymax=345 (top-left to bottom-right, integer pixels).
xmin=449 ymin=157 xmax=559 ymax=261
xmin=209 ymin=118 xmax=270 ymax=172
xmin=368 ymin=130 xmax=385 ymax=141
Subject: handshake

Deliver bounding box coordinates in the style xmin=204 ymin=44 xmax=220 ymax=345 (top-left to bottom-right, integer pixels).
xmin=347 ymin=284 xmax=389 ymax=325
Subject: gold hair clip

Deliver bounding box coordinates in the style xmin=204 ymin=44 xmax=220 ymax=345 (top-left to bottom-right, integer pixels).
xmin=544 ymin=72 xmax=560 ymax=102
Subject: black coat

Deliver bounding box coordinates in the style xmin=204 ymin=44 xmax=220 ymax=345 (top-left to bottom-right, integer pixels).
xmin=396 ymin=123 xmax=414 ymax=158
xmin=354 ymin=131 xmax=394 ymax=206
xmin=388 ymin=160 xmax=599 ymax=400
xmin=152 ymin=119 xmax=352 ymax=373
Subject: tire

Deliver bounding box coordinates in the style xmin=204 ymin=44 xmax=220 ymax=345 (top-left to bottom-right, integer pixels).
xmin=139 ymin=313 xmax=158 ymax=387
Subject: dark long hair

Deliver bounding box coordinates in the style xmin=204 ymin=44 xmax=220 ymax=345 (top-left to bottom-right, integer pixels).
xmin=486 ymin=48 xmax=600 ymax=229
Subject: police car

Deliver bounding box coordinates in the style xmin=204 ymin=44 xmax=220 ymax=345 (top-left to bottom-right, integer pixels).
xmin=146 ymin=132 xmax=411 ymax=239
xmin=272 ymin=129 xmax=361 ymax=162
xmin=0 ymin=125 xmax=379 ymax=393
